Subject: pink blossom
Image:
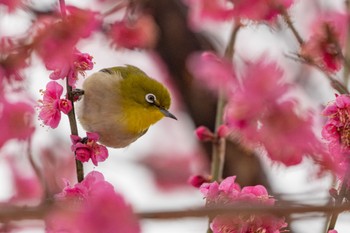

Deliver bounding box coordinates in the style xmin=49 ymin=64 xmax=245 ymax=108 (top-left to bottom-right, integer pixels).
xmin=46 ymin=49 xmax=94 ymax=87
xmin=258 ymin=101 xmax=322 ymax=166
xmin=32 ymin=7 xmax=100 ymax=71
xmin=328 ymin=230 xmax=338 ymax=233
xmin=47 ymin=171 xmax=140 ymax=233
xmin=225 ymin=59 xmax=325 ymax=166
xmin=71 ymin=132 xmax=109 ymax=166
xmin=187 ymin=51 xmax=236 ymax=93
xmin=200 ymin=176 xmax=287 ymax=233
xmin=225 ymin=59 xmax=288 ymax=133
xmin=38 ymin=81 xmax=72 ymax=129
xmin=322 ymin=94 xmax=350 ymax=152
xmin=0 ymin=96 xmax=35 ymax=148
xmin=301 ymin=12 xmax=347 ymax=72
xmin=321 ymin=94 xmax=350 ymax=178
xmin=109 ymin=14 xmax=158 ymax=49
xmin=231 ymin=0 xmax=293 ymax=22
xmin=184 ymin=0 xmax=234 ymax=29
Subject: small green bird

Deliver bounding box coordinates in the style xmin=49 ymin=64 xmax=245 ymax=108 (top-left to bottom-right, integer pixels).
xmin=77 ymin=65 xmax=177 ymax=148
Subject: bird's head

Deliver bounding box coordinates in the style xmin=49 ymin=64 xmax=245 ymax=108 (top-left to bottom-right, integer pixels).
xmin=106 ymin=65 xmax=176 ymax=133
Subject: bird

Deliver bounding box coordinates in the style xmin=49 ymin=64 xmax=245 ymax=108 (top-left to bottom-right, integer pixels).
xmin=77 ymin=65 xmax=177 ymax=148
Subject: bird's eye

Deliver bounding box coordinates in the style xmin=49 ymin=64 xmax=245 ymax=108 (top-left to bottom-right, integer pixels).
xmin=145 ymin=93 xmax=156 ymax=104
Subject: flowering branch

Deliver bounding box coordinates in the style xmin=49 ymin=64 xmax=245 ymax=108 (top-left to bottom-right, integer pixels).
xmin=58 ymin=0 xmax=84 ymax=182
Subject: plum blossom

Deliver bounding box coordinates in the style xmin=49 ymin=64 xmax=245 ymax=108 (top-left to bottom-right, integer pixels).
xmin=321 ymin=94 xmax=350 ymax=177
xmin=46 ymin=171 xmax=140 ymax=233
xmin=200 ymin=176 xmax=287 ymax=233
xmin=322 ymin=94 xmax=350 ymax=153
xmin=187 ymin=51 xmax=236 ymax=93
xmin=225 ymin=59 xmax=324 ymax=166
xmin=71 ymin=132 xmax=108 ymax=166
xmin=46 ymin=49 xmax=94 ymax=87
xmin=0 ymin=96 xmax=35 ymax=148
xmin=108 ymin=14 xmax=158 ymax=49
xmin=301 ymin=12 xmax=347 ymax=72
xmin=38 ymin=81 xmax=72 ymax=129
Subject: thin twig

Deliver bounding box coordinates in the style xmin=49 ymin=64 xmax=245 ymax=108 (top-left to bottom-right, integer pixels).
xmin=66 ymin=79 xmax=84 ymax=183
xmin=282 ymin=9 xmax=304 ymax=46
xmin=326 ymin=166 xmax=350 ymax=231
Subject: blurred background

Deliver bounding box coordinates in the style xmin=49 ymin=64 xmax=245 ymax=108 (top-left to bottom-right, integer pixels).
xmin=0 ymin=0 xmax=350 ymax=232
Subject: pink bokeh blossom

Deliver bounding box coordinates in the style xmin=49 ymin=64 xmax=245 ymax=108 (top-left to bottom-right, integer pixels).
xmin=109 ymin=14 xmax=158 ymax=49
xmin=200 ymin=176 xmax=287 ymax=233
xmin=184 ymin=0 xmax=234 ymax=29
xmin=38 ymin=81 xmax=72 ymax=129
xmin=225 ymin=59 xmax=323 ymax=166
xmin=301 ymin=12 xmax=347 ymax=72
xmin=32 ymin=7 xmax=100 ymax=71
xmin=46 ymin=171 xmax=140 ymax=233
xmin=225 ymin=59 xmax=287 ymax=133
xmin=71 ymin=132 xmax=108 ymax=166
xmin=0 ymin=37 xmax=30 ymax=82
xmin=0 ymin=96 xmax=35 ymax=148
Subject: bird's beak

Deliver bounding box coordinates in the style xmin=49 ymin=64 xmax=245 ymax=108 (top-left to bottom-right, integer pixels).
xmin=159 ymin=107 xmax=177 ymax=120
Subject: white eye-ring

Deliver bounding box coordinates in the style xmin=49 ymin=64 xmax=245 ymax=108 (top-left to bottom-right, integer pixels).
xmin=145 ymin=93 xmax=156 ymax=104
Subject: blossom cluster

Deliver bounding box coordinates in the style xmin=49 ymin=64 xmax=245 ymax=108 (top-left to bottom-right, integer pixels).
xmin=71 ymin=132 xmax=109 ymax=166
xmin=189 ymin=53 xmax=326 ymax=166
xmin=200 ymin=176 xmax=287 ymax=233
xmin=46 ymin=171 xmax=140 ymax=233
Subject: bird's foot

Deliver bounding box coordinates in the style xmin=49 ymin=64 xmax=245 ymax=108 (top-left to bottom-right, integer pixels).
xmin=80 ymin=137 xmax=88 ymax=144
xmin=71 ymin=89 xmax=84 ymax=101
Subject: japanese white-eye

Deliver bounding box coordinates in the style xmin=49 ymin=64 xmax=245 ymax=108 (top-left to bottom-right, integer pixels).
xmin=77 ymin=65 xmax=176 ymax=148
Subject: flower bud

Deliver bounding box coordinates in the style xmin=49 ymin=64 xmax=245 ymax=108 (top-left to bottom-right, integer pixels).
xmin=195 ymin=126 xmax=214 ymax=141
